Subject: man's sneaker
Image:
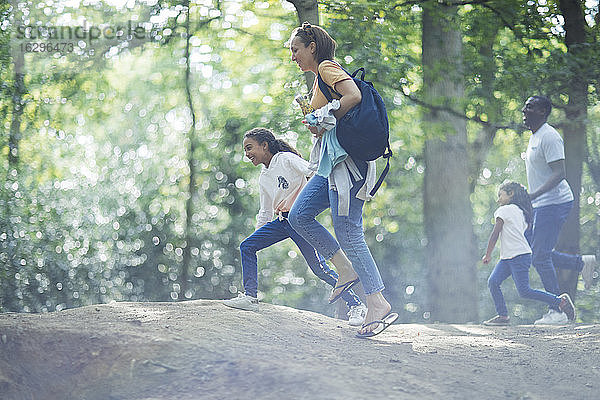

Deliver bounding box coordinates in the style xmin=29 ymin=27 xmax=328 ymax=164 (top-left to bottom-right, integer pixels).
xmin=347 ymin=304 xmax=367 ymax=326
xmin=482 ymin=315 xmax=510 ymax=326
xmin=557 ymin=293 xmax=576 ymax=321
xmin=223 ymin=293 xmax=258 ymax=312
xmin=581 ymin=255 xmax=597 ymax=290
xmin=534 ymin=309 xmax=568 ymax=325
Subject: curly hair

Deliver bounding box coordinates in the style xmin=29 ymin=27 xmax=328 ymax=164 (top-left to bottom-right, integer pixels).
xmin=244 ymin=127 xmax=300 ymax=157
xmin=500 ymin=181 xmax=533 ymax=226
xmin=288 ymin=22 xmax=336 ymax=64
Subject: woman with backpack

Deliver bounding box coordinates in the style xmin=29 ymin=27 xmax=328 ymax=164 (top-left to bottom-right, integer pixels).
xmin=287 ymin=22 xmax=397 ymax=338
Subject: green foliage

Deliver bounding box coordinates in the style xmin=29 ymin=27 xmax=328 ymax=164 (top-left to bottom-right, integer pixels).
xmin=1 ymin=0 xmax=598 ymax=323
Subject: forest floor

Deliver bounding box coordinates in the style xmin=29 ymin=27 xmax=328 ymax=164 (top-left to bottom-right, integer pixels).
xmin=0 ymin=299 xmax=599 ymax=400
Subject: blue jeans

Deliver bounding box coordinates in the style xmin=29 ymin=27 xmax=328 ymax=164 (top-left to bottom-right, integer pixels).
xmin=240 ymin=218 xmax=361 ymax=308
xmin=288 ymin=166 xmax=385 ymax=295
xmin=525 ymin=200 xmax=583 ymax=303
xmin=488 ymin=253 xmax=561 ymax=317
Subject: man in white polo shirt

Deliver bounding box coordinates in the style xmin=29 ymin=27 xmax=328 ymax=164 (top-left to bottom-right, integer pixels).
xmin=522 ymin=96 xmax=596 ymax=325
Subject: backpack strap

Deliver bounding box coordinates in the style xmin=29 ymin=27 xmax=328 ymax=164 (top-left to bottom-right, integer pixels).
xmin=316 ymin=60 xmax=347 ymax=102
xmin=317 ymin=73 xmax=341 ymax=103
xmin=369 ymin=145 xmax=392 ymax=196
xmin=349 ymin=67 xmax=366 ymax=80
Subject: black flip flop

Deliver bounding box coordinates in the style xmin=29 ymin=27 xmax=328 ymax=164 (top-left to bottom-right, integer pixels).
xmin=355 ymin=312 xmax=399 ymax=338
xmin=328 ymin=278 xmax=359 ymax=304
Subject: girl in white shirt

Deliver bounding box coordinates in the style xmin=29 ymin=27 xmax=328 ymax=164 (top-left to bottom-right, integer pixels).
xmin=223 ymin=128 xmax=366 ymax=325
xmin=482 ymin=182 xmax=575 ymax=325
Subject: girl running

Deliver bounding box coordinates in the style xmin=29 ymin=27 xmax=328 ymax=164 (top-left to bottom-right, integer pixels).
xmin=482 ymin=181 xmax=575 ymax=325
xmin=223 ymin=128 xmax=366 ymax=326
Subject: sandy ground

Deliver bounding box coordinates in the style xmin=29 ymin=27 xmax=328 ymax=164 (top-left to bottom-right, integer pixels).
xmin=0 ymin=299 xmax=599 ymax=400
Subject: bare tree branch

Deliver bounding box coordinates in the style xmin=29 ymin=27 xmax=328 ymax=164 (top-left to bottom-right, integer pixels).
xmin=390 ymin=0 xmax=533 ymax=53
xmin=392 ymin=83 xmax=522 ymax=132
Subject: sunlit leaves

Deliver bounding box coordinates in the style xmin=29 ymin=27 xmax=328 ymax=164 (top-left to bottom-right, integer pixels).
xmin=1 ymin=1 xmax=599 ymax=322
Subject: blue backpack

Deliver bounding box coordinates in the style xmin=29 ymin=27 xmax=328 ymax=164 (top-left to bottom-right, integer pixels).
xmin=317 ymin=66 xmax=392 ymax=196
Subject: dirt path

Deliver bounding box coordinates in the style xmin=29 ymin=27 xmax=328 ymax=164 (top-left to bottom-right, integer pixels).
xmin=1 ymin=300 xmax=599 ymax=399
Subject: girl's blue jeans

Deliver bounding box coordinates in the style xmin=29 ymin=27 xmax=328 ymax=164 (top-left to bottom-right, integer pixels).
xmin=487 ymin=253 xmax=561 ymax=317
xmin=240 ymin=218 xmax=361 ymax=308
xmin=525 ymin=200 xmax=583 ymax=305
xmin=288 ymin=167 xmax=385 ymax=295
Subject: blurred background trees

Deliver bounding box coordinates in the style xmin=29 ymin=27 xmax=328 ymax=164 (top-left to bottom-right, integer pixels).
xmin=1 ymin=0 xmax=599 ymax=322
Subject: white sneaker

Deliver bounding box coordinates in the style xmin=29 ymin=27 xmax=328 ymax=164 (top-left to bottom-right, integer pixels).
xmin=581 ymin=255 xmax=596 ymax=290
xmin=534 ymin=309 xmax=568 ymax=325
xmin=347 ymin=304 xmax=367 ymax=326
xmin=223 ymin=293 xmax=258 ymax=311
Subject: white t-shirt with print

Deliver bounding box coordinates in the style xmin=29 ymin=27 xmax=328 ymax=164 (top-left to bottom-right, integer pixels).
xmin=256 ymin=151 xmax=313 ymax=229
xmin=525 ymin=123 xmax=574 ymax=208
xmin=494 ymin=204 xmax=531 ymax=260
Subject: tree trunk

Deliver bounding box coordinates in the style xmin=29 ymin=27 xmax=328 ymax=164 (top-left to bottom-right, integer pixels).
xmin=555 ymin=0 xmax=589 ymax=298
xmin=287 ymin=0 xmax=318 ymax=25
xmin=587 ymin=112 xmax=600 ymax=187
xmin=422 ymin=3 xmax=478 ymax=323
xmin=1 ymin=23 xmax=26 ymax=311
xmin=180 ymin=0 xmax=196 ymax=300
xmin=8 ymin=47 xmax=24 ymax=171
